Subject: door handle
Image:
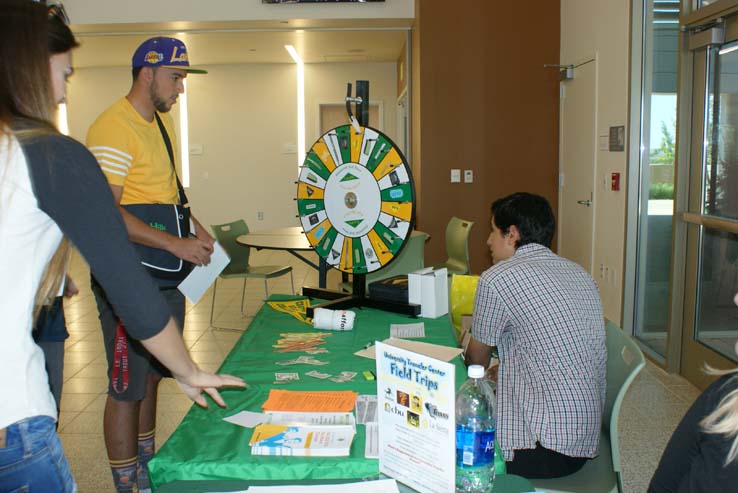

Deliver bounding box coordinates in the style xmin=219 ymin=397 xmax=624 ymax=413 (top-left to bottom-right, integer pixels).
xmin=577 ymin=199 xmax=592 ymax=207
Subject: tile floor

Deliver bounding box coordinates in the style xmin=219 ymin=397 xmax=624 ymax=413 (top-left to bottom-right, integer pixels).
xmin=56 ymin=250 xmax=701 ymax=493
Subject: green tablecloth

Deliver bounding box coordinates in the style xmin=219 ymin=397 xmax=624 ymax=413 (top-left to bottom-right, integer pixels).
xmin=149 ymin=295 xmax=529 ymax=493
xmin=153 ymin=474 xmax=534 ymax=493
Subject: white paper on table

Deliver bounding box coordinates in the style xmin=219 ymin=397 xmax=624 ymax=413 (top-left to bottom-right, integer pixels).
xmin=222 ymin=410 xmax=266 ymax=428
xmin=264 ymin=411 xmax=356 ymax=428
xmin=246 ymin=479 xmax=399 ymax=493
xmin=223 ymin=411 xmax=356 ymax=429
xmin=390 ymin=323 xmax=425 ymax=338
xmin=177 ymin=241 xmax=230 ymax=304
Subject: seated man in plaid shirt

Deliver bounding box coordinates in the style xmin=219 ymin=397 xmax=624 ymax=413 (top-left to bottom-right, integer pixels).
xmin=466 ymin=192 xmax=606 ymax=479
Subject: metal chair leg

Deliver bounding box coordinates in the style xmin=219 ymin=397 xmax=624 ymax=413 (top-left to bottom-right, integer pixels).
xmin=211 ymin=278 xmax=248 ymax=332
xmin=240 ymin=278 xmax=248 ymax=316
xmin=209 ymin=278 xmax=219 ymax=327
xmin=290 ymin=271 xmax=295 ymax=294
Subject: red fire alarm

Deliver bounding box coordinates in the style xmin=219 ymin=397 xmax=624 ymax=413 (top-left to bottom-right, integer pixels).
xmin=611 ymin=172 xmax=621 ymax=191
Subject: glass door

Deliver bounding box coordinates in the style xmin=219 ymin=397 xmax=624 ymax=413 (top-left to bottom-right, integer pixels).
xmin=682 ymin=14 xmax=738 ymax=388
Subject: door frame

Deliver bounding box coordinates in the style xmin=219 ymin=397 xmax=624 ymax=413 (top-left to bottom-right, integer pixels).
xmin=557 ymin=55 xmax=598 ymax=275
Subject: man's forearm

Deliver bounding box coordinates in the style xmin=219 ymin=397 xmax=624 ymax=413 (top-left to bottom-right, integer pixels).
xmin=190 ymin=215 xmax=213 ymax=242
xmin=465 ymin=337 xmax=493 ymax=368
xmin=118 ymin=205 xmax=178 ymax=252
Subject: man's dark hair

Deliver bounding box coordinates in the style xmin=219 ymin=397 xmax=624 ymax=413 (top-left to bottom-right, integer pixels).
xmin=131 ymin=65 xmax=158 ymax=82
xmin=491 ymin=192 xmax=555 ymax=248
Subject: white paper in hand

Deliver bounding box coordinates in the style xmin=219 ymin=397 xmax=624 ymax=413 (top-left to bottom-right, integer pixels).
xmin=178 ymin=242 xmax=230 ymax=304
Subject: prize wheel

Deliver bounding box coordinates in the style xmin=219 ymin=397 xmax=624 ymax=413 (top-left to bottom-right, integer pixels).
xmin=296 ymin=124 xmax=415 ymax=275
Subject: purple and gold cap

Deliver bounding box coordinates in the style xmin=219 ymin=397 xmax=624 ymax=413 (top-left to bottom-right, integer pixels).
xmin=132 ymin=37 xmax=207 ymax=74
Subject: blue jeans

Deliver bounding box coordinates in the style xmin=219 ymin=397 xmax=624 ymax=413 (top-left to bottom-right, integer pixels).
xmin=0 ymin=416 xmax=76 ymax=493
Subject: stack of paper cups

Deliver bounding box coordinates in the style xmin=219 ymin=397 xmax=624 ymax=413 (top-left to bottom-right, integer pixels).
xmin=312 ymin=308 xmax=355 ymax=331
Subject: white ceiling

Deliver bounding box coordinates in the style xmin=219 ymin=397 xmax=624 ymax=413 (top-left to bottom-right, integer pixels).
xmin=72 ymin=22 xmax=409 ymax=68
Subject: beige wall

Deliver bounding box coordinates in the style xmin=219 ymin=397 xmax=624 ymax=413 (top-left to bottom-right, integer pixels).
xmin=66 ymin=62 xmax=397 ymax=232
xmin=305 ymin=62 xmax=397 ymax=143
xmin=561 ymin=0 xmax=631 ymax=323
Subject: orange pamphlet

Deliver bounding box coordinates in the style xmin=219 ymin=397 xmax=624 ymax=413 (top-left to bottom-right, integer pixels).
xmin=261 ymin=390 xmax=358 ymax=413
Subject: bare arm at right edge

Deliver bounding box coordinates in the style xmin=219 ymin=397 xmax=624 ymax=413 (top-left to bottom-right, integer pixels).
xmin=109 ymin=184 xmax=214 ymax=267
xmin=23 ymin=129 xmax=245 ymax=407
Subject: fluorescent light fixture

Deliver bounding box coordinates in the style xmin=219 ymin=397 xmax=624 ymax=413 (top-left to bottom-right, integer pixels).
xmin=719 ymin=43 xmax=738 ymax=55
xmin=57 ymin=102 xmax=69 ymax=135
xmin=285 ymin=44 xmax=306 ymax=167
xmin=180 ymin=79 xmax=190 ymax=188
xmin=285 ymin=44 xmax=302 ymax=64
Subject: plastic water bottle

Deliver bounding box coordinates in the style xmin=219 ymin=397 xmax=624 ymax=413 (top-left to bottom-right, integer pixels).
xmin=455 ymin=364 xmax=496 ymax=493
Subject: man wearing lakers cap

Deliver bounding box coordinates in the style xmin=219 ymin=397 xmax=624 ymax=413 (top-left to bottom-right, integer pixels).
xmin=86 ymin=37 xmax=212 ymax=493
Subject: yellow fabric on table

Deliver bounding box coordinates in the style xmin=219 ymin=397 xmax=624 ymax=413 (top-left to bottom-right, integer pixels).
xmin=449 ymin=274 xmax=480 ymax=341
xmin=267 ymin=299 xmax=312 ymax=324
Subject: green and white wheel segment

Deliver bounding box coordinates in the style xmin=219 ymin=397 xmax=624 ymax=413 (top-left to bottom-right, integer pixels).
xmin=296 ymin=124 xmax=415 ymax=275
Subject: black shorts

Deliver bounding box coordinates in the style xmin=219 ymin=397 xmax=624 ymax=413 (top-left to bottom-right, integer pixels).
xmin=92 ymin=280 xmax=185 ymax=401
xmin=506 ymin=443 xmax=588 ymax=479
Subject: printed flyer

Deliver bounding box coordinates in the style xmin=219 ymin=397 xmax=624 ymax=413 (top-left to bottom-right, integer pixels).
xmin=375 ymin=341 xmax=456 ymax=493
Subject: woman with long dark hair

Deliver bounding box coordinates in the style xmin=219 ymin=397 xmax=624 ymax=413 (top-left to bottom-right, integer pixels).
xmin=0 ymin=2 xmax=245 ymax=491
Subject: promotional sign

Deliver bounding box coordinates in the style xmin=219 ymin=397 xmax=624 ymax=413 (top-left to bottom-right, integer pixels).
xmin=376 ymin=341 xmax=455 ymax=493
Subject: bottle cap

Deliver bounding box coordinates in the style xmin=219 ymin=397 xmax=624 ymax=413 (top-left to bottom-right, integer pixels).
xmin=468 ymin=364 xmax=485 ymax=379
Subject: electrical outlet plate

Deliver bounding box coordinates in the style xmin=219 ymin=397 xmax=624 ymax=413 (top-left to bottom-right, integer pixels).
xmin=464 ymin=170 xmax=473 ymax=183
xmin=450 ymin=169 xmax=461 ymax=183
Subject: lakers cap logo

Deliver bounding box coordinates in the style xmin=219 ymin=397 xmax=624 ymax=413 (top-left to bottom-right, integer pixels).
xmin=145 ymin=51 xmax=163 ymax=64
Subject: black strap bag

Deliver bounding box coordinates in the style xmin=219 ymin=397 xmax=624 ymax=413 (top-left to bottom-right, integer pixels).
xmin=122 ymin=113 xmax=194 ymax=283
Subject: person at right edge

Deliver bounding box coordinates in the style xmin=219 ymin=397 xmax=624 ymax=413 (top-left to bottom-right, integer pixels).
xmin=86 ymin=37 xmax=215 ymax=493
xmin=648 ymin=294 xmax=738 ymax=492
xmin=464 ymin=192 xmax=607 ymax=479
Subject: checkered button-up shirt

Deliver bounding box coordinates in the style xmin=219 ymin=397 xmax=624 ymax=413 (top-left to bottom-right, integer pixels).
xmin=471 ymin=244 xmax=606 ymax=461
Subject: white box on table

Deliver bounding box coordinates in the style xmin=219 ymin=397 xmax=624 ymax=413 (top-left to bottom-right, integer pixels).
xmin=408 ymin=267 xmax=449 ymax=318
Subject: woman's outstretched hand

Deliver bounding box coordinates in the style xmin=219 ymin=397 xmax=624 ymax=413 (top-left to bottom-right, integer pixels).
xmin=175 ymin=370 xmax=246 ymax=408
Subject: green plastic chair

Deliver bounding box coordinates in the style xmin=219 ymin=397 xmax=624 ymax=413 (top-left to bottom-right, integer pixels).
xmin=529 ymin=320 xmax=645 ymax=493
xmin=209 ymin=220 xmax=294 ymax=329
xmin=433 ymin=217 xmax=474 ymax=275
xmin=339 ymin=230 xmax=429 ymax=292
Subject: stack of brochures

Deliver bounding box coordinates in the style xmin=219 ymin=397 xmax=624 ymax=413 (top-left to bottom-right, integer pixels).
xmin=249 ymin=411 xmax=356 ymax=457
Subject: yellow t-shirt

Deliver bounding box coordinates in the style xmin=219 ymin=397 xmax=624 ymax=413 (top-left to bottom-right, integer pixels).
xmin=86 ymin=97 xmax=180 ymax=205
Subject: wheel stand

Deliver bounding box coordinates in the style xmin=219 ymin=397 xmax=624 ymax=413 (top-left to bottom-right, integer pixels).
xmin=303 ymin=273 xmax=420 ymax=318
